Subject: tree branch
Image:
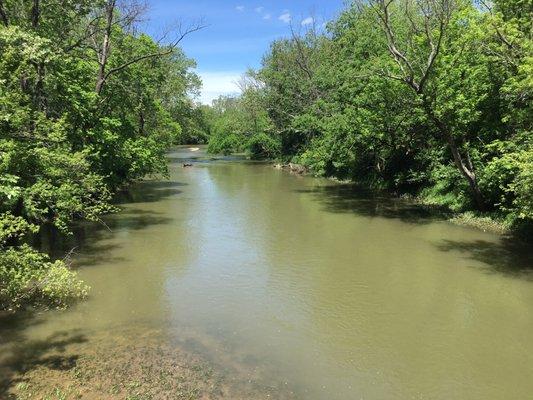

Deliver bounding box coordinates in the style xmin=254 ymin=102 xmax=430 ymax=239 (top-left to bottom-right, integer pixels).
xmin=97 ymin=21 xmax=206 ymax=94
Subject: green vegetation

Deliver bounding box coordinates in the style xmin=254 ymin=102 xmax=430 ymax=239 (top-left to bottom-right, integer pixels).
xmin=0 ymin=1 xmax=205 ymax=311
xmin=207 ymin=79 xmax=280 ymax=158
xmin=206 ymin=0 xmax=532 ymax=232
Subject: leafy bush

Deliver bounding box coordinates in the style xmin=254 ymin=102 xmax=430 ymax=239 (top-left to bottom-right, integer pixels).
xmin=246 ymin=133 xmax=281 ymax=159
xmin=510 ymin=149 xmax=533 ymax=220
xmin=0 ymin=245 xmax=89 ymax=311
xmin=0 ymin=213 xmax=88 ymax=311
xmin=420 ymin=164 xmax=471 ymax=212
xmin=208 ymin=132 xmax=242 ymax=155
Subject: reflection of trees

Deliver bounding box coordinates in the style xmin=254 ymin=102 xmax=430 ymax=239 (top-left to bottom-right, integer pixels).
xmin=7 ymin=160 xmax=531 ymax=400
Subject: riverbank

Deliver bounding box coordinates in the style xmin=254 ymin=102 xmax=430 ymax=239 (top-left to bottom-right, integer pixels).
xmin=270 ymin=161 xmax=531 ymax=238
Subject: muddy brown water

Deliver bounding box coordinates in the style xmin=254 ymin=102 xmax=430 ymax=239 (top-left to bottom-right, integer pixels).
xmin=1 ymin=146 xmax=533 ymax=399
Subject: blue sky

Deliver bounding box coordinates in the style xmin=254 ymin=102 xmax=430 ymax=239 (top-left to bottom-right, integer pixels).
xmin=144 ymin=1 xmax=345 ymax=103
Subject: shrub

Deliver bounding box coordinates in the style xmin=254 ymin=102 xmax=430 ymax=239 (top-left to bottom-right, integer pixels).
xmin=0 ymin=245 xmax=89 ymax=311
xmin=0 ymin=213 xmax=88 ymax=311
xmin=246 ymin=133 xmax=281 ymax=159
xmin=207 ymin=132 xmax=242 ymax=155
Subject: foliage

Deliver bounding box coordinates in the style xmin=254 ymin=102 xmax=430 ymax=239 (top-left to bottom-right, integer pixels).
xmin=0 ymin=244 xmax=89 ymax=311
xmin=205 ymin=0 xmax=532 ymax=229
xmin=246 ymin=132 xmax=281 ymax=159
xmin=208 ymin=132 xmax=242 ymax=156
xmin=0 ymin=213 xmax=88 ymax=310
xmin=0 ymin=1 xmax=201 ymax=310
xmin=206 ymin=89 xmax=276 ymax=158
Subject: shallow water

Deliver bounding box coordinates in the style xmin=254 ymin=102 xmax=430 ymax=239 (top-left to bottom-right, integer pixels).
xmin=2 ymin=146 xmax=533 ymax=399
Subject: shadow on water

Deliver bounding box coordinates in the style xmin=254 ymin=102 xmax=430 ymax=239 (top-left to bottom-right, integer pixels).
xmin=36 ymin=209 xmax=174 ymax=268
xmin=435 ymin=238 xmax=533 ymax=279
xmin=115 ymin=179 xmax=187 ymax=204
xmin=0 ymin=313 xmax=87 ymax=397
xmin=296 ymin=184 xmax=446 ymax=225
xmin=35 ymin=179 xmax=182 ymax=266
xmin=295 ymin=183 xmax=533 ymax=279
xmin=0 ymin=177 xmax=187 ymax=396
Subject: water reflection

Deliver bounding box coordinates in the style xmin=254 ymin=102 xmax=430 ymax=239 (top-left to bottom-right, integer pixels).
xmin=297 ymin=183 xmax=533 ymax=278
xmin=115 ymin=180 xmax=187 ymax=204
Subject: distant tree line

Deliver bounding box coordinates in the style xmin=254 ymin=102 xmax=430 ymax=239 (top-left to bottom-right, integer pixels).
xmin=206 ymin=0 xmax=532 ymax=231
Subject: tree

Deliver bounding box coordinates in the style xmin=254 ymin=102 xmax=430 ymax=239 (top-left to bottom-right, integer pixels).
xmin=91 ymin=0 xmax=204 ymax=95
xmin=367 ymin=0 xmax=486 ymax=209
xmin=0 ymin=0 xmax=203 ymax=310
xmin=205 ymin=0 xmax=532 ymax=227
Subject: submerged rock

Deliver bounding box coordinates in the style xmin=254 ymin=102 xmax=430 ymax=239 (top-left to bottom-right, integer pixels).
xmin=273 ymin=163 xmax=308 ymax=175
xmin=288 ymin=163 xmax=307 ymax=175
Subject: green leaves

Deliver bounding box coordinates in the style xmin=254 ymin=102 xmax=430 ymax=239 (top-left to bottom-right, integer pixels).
xmin=0 ymin=1 xmax=199 ymax=311
xmin=0 ymin=244 xmax=89 ymax=311
xmin=0 ymin=213 xmax=38 ymax=245
xmin=0 ymin=212 xmax=88 ymax=311
xmin=207 ymin=87 xmax=277 ymax=159
xmin=205 ymin=0 xmax=532 ymax=227
xmin=0 ymin=174 xmax=21 ymax=202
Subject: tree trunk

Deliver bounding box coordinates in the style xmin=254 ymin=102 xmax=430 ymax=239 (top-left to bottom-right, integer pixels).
xmin=0 ymin=0 xmax=8 ymax=26
xmin=95 ymin=0 xmax=116 ymax=94
xmin=139 ymin=110 xmax=145 ymax=135
xmin=445 ymin=134 xmax=485 ymax=210
xmin=31 ymin=0 xmax=39 ymax=28
xmin=422 ymin=98 xmax=486 ymax=210
xmin=32 ymin=61 xmax=46 ymax=112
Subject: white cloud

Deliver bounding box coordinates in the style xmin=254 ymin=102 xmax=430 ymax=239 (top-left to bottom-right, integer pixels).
xmin=198 ymin=71 xmax=242 ymax=105
xmin=278 ymin=11 xmax=291 ymax=23
xmin=301 ymin=17 xmax=314 ymax=26
xmin=254 ymin=6 xmax=264 ymax=13
xmin=235 ymin=5 xmax=244 ymax=11
xmin=263 ymin=13 xmax=271 ymax=20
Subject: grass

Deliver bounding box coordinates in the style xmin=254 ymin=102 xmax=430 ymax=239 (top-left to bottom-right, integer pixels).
xmin=449 ymin=211 xmax=511 ymax=234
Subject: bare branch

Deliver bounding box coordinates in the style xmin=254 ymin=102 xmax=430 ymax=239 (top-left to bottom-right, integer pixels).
xmin=419 ymin=0 xmax=451 ymax=92
xmin=98 ymin=20 xmax=206 ymax=93
xmin=478 ymin=0 xmax=514 ymax=49
xmin=168 ymin=20 xmax=207 ymax=47
xmin=103 ymin=49 xmax=172 ymax=81
xmin=370 ymin=0 xmax=455 ymax=93
xmin=115 ymin=0 xmax=148 ymax=33
xmin=289 ymin=23 xmax=314 ymax=81
xmin=373 ymin=0 xmax=417 ymax=86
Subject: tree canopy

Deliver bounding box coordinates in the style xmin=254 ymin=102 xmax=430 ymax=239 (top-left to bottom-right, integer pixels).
xmin=0 ymin=0 xmax=205 ymax=310
xmin=205 ymin=0 xmax=532 ymax=230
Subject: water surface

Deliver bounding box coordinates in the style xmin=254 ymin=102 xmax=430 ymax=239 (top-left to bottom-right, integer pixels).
xmin=2 ymin=146 xmax=533 ymax=399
